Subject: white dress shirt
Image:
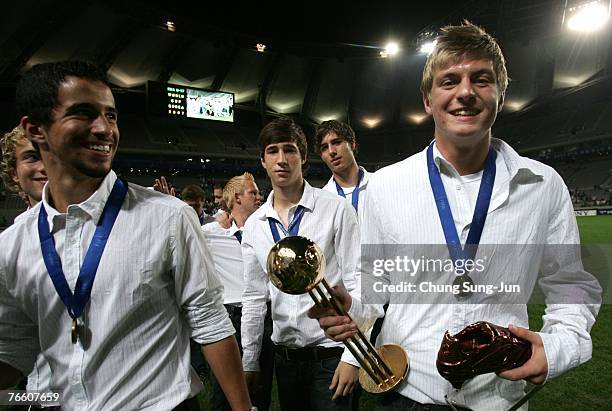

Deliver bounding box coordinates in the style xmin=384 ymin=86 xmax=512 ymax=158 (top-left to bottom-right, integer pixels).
xmin=322 ymin=165 xmax=370 ymax=220
xmin=0 ymin=170 xmax=234 ymax=410
xmin=14 ymin=209 xmax=54 ymax=402
xmin=202 ymin=221 xmax=246 ymax=305
xmin=350 ymin=139 xmax=601 ymax=410
xmin=240 ymin=181 xmax=361 ymax=371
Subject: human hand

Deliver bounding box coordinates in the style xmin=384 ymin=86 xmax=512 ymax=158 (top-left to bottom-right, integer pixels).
xmin=330 ymin=361 xmax=359 ymax=400
xmin=217 ymin=211 xmax=233 ymax=229
xmin=153 ymin=176 xmax=176 ymax=196
xmin=497 ymin=324 xmax=548 ymax=385
xmin=307 ymin=284 xmax=357 ymax=342
xmin=244 ymin=370 xmax=260 ymax=396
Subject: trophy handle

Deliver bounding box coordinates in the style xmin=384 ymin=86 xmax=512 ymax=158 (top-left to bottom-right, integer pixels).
xmin=309 ymin=278 xmax=409 ymax=393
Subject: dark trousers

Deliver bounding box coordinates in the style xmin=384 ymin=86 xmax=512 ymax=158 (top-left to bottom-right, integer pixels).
xmin=190 ymin=339 xmax=208 ymax=382
xmin=274 ymin=346 xmax=352 ymax=411
xmin=210 ymin=302 xmax=274 ymax=411
xmin=376 ymin=392 xmax=471 ymax=411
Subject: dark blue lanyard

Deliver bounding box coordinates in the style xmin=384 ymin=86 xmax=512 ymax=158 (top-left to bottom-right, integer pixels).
xmin=334 ymin=168 xmax=364 ymax=212
xmin=38 ymin=178 xmax=128 ymax=320
xmin=268 ymin=205 xmax=305 ymax=243
xmin=426 ymin=143 xmax=496 ymax=263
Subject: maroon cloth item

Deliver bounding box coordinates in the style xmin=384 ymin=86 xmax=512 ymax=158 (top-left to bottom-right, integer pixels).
xmin=436 ymin=321 xmax=532 ymax=389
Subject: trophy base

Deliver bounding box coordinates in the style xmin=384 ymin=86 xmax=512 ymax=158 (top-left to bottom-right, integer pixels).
xmin=359 ymin=344 xmax=409 ymax=394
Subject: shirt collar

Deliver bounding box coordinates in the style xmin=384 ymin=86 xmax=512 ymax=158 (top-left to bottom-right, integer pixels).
xmin=41 ymin=170 xmax=118 ymax=231
xmin=259 ymin=179 xmax=315 ymax=221
xmin=358 ymin=165 xmax=370 ymax=188
xmin=229 ymin=220 xmax=242 ymax=236
xmin=430 ymin=138 xmax=543 ymax=181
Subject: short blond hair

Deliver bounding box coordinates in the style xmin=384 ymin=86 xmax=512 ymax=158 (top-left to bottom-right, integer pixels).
xmin=421 ymin=21 xmax=508 ymax=103
xmin=0 ymin=125 xmax=27 ymax=193
xmin=223 ymin=172 xmax=255 ymax=211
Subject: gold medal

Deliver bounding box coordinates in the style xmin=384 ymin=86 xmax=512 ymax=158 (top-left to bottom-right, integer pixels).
xmin=71 ymin=319 xmax=78 ymax=344
xmin=453 ymin=274 xmax=473 ymax=299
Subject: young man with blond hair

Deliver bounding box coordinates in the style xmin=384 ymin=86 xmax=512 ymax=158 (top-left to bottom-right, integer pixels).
xmin=202 ymin=172 xmax=273 ymax=410
xmin=312 ymin=22 xmax=600 ymax=410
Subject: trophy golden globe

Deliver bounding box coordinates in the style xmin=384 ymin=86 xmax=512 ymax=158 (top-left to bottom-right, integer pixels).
xmin=267 ymin=235 xmax=409 ymax=394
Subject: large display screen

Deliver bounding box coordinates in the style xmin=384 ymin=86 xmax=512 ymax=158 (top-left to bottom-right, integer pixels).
xmin=147 ymin=81 xmax=235 ymax=123
xmin=186 ymin=88 xmax=234 ymax=122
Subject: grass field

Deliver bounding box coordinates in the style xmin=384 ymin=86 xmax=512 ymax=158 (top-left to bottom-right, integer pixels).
xmin=198 ymin=216 xmax=612 ymax=410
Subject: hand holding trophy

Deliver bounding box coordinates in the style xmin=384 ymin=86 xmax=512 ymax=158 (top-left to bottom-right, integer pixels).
xmin=267 ymin=235 xmax=409 ymax=394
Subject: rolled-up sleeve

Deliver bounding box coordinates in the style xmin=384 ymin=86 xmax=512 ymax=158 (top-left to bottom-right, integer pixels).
xmin=172 ymin=206 xmax=234 ymax=345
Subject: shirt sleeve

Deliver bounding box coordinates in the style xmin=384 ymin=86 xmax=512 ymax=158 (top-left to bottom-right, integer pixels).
xmin=172 ymin=205 xmax=235 ymax=345
xmin=347 ymin=179 xmax=386 ymax=332
xmin=537 ymin=173 xmax=601 ymax=381
xmin=0 ymin=263 xmax=39 ymax=375
xmin=240 ymin=224 xmax=269 ymax=372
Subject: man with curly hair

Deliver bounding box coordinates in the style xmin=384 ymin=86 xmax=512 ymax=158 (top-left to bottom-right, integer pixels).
xmin=0 ymin=125 xmax=47 ymax=208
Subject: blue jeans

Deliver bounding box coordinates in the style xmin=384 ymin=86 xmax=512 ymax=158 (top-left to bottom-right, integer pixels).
xmin=210 ymin=303 xmax=274 ymax=411
xmin=274 ymin=348 xmax=351 ymax=411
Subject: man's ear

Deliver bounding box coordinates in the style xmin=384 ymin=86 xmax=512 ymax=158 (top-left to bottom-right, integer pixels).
xmin=497 ymin=92 xmax=505 ymax=113
xmin=20 ymin=116 xmax=46 ymax=148
xmin=422 ymin=91 xmax=432 ymax=115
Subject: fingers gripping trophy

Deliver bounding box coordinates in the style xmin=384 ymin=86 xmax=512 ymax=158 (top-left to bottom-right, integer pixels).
xmin=267 ymin=235 xmax=409 ymax=394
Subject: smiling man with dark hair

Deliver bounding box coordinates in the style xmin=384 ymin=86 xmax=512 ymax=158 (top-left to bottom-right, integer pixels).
xmin=0 ymin=60 xmax=252 ymax=411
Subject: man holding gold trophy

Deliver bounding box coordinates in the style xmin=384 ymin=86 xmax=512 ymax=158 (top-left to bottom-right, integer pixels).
xmin=309 ymin=21 xmax=602 ymax=411
xmin=240 ymin=118 xmax=366 ymax=410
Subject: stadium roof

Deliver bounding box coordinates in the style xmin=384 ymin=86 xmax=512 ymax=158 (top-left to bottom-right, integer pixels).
xmin=2 ymin=0 xmax=610 ymax=133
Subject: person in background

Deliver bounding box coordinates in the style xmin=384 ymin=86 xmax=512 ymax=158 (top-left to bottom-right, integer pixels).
xmin=315 ymin=120 xmax=370 ymax=219
xmin=204 ymin=172 xmax=274 ymax=410
xmin=241 ymin=118 xmax=362 ymax=411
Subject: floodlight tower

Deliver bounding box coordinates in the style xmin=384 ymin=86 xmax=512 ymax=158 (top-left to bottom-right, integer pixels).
xmin=562 ymin=0 xmax=611 ymax=32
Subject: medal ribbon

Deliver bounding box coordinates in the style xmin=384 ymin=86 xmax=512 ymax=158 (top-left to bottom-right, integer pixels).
xmin=234 ymin=231 xmax=242 ymax=243
xmin=426 ymin=143 xmax=496 ymax=265
xmin=268 ymin=205 xmax=305 ymax=243
xmin=38 ymin=178 xmax=128 ymax=320
xmin=334 ymin=168 xmax=364 ymax=212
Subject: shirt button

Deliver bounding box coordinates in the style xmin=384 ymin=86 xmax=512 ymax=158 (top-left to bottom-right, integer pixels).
xmin=456 ymin=185 xmax=461 ymax=191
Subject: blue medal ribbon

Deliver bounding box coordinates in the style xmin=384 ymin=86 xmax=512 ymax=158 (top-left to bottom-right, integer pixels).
xmin=234 ymin=231 xmax=242 ymax=243
xmin=426 ymin=143 xmax=496 ymax=265
xmin=38 ymin=178 xmax=128 ymax=321
xmin=334 ymin=168 xmax=364 ymax=212
xmin=268 ymin=205 xmax=306 ymax=243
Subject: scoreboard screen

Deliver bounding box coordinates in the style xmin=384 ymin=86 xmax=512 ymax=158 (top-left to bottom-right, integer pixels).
xmin=147 ymin=81 xmax=235 ymax=123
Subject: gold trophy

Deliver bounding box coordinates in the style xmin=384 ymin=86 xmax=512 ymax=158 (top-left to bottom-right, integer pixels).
xmin=267 ymin=235 xmax=409 ymax=394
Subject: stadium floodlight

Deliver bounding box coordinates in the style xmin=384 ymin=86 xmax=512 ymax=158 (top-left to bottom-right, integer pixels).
xmin=380 ymin=42 xmax=400 ymax=58
xmin=564 ymin=0 xmax=610 ymax=32
xmin=408 ymin=113 xmax=429 ymax=124
xmin=166 ymin=20 xmax=176 ymax=32
xmin=419 ymin=40 xmax=437 ymax=55
xmin=363 ymin=117 xmax=382 ymax=128
xmin=256 ymin=43 xmax=266 ymax=52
